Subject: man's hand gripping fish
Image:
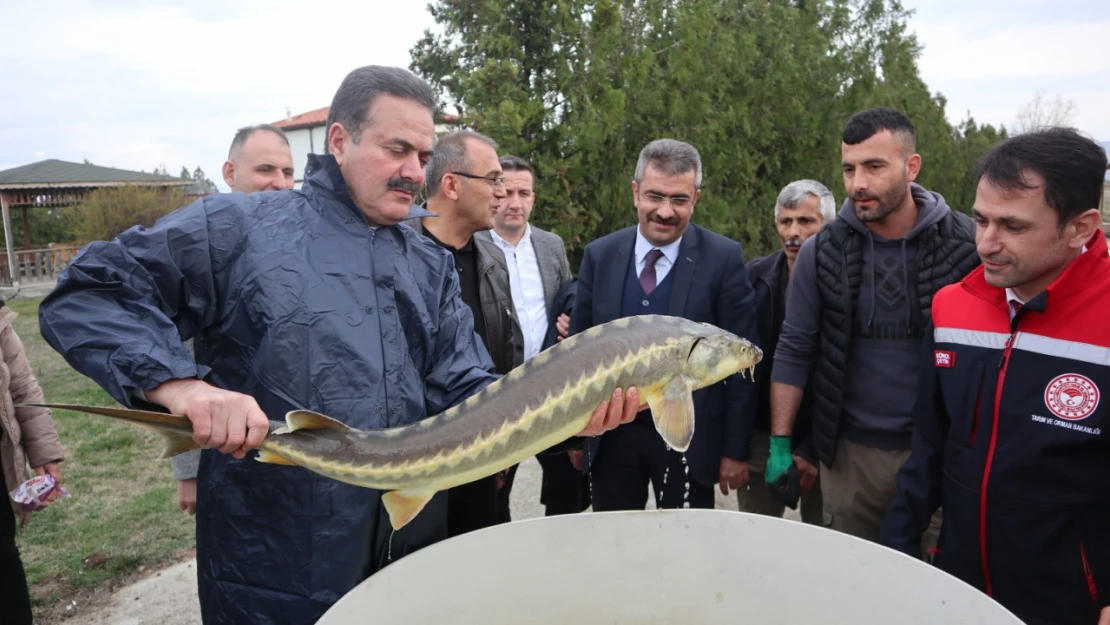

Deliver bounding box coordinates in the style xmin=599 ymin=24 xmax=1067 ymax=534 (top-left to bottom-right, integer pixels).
xmin=26 ymin=315 xmax=761 ymax=529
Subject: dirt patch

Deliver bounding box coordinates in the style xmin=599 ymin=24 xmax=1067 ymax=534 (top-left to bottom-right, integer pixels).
xmin=34 ymin=548 xmax=196 ymax=624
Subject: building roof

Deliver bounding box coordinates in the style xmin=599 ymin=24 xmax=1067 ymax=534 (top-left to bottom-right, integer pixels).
xmin=0 ymin=159 xmax=193 ymax=190
xmin=272 ymin=107 xmax=462 ymax=131
xmin=273 ymin=106 xmax=330 ymax=132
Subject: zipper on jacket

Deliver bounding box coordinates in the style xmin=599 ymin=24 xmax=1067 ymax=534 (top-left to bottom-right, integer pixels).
xmin=981 ymin=330 xmax=1016 ymax=597
xmin=1081 ymin=533 xmax=1099 ymax=605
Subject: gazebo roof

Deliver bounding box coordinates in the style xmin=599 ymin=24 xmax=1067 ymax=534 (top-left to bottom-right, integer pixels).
xmin=0 ymin=159 xmax=192 ymax=190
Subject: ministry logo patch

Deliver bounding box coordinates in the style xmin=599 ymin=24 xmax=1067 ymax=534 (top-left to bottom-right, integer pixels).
xmin=1044 ymin=374 xmax=1100 ymax=421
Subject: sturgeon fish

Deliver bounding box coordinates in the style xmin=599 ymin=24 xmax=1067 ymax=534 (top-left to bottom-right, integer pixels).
xmin=27 ymin=314 xmax=761 ymax=529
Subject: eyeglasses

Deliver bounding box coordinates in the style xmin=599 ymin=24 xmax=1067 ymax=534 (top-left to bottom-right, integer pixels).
xmin=451 ymin=171 xmax=506 ymax=188
xmin=641 ymin=191 xmax=693 ymax=208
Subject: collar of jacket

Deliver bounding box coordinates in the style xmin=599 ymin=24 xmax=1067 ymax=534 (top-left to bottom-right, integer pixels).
xmin=414 ymin=218 xmax=507 ymax=278
xmin=961 ymin=229 xmax=1110 ymax=315
xmin=748 ymin=248 xmax=787 ymax=291
xmin=303 ymin=153 xmax=435 ymax=225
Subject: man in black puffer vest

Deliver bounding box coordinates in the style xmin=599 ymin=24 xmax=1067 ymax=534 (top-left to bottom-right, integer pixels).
xmin=765 ymin=107 xmax=980 ymax=546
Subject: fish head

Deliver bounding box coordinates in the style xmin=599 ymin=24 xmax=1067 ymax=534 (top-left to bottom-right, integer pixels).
xmin=684 ymin=324 xmax=763 ymax=388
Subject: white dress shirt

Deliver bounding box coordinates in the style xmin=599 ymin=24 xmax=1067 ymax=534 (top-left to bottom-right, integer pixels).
xmin=634 ymin=227 xmax=683 ymax=285
xmin=1005 ymin=245 xmax=1087 ymax=321
xmin=490 ymin=226 xmax=549 ymax=362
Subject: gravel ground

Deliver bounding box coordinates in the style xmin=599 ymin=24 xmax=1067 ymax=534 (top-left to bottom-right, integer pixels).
xmin=66 ymin=455 xmax=796 ymax=624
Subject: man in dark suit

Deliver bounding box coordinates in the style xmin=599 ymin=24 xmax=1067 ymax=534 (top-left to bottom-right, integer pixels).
xmin=569 ymin=138 xmax=759 ymax=510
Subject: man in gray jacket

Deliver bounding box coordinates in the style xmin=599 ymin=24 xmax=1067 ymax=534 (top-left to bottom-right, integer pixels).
xmin=477 ymin=155 xmax=582 ymax=516
xmin=766 ymin=107 xmax=979 ymax=545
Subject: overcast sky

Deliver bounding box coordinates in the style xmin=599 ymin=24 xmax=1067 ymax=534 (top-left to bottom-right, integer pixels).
xmin=1 ymin=0 xmax=1106 ymax=192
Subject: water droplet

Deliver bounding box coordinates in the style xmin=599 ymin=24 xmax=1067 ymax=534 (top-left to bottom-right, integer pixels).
xmin=683 ymin=502 xmax=690 ymax=509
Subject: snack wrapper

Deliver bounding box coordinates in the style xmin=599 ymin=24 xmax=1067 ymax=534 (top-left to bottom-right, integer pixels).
xmin=9 ymin=474 xmax=69 ymax=512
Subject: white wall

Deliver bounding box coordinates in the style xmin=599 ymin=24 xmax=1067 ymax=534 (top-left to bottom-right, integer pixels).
xmin=286 ymin=125 xmax=328 ymax=189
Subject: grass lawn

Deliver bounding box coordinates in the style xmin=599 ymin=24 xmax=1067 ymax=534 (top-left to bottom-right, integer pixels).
xmin=8 ymin=297 xmax=195 ymax=609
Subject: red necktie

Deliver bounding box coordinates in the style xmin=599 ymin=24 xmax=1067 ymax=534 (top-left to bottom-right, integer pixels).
xmin=640 ymin=249 xmax=663 ymax=295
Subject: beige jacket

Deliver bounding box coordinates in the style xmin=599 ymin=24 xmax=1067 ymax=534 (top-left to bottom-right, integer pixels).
xmin=0 ymin=306 xmax=64 ymax=526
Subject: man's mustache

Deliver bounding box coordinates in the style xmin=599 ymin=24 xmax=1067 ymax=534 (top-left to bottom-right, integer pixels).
xmin=784 ymin=237 xmax=804 ymax=248
xmin=852 ymin=191 xmax=879 ymax=202
xmin=650 ymin=215 xmax=680 ymax=226
xmin=387 ymin=178 xmax=420 ymax=195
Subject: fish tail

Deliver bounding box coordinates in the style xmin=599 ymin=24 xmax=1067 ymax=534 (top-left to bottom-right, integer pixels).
xmin=19 ymin=402 xmax=201 ymax=459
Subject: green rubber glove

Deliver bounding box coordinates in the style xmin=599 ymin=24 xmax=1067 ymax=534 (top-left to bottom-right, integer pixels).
xmin=765 ymin=435 xmax=794 ymax=484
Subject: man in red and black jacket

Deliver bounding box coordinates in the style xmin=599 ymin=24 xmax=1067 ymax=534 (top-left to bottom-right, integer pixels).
xmin=881 ymin=128 xmax=1110 ymax=625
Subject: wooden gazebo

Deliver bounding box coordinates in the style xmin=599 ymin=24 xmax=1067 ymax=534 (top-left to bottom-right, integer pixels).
xmin=0 ymin=159 xmax=194 ymax=286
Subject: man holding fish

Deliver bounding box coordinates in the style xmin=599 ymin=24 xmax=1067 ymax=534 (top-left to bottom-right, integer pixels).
xmin=36 ymin=66 xmax=644 ymax=625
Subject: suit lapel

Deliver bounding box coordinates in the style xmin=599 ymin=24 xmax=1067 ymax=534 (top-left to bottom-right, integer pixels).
xmin=601 ymin=228 xmax=637 ymax=323
xmin=531 ymin=235 xmax=558 ymax=313
xmin=668 ymin=226 xmax=699 ymax=317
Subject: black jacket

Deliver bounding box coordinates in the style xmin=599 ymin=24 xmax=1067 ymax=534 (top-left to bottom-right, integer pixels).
xmin=747 ymin=249 xmax=816 ymax=464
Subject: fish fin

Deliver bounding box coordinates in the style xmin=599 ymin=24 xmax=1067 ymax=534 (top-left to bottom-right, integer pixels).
xmin=21 ymin=403 xmax=202 ymax=458
xmin=646 ymin=376 xmax=696 ymax=452
xmin=156 ymin=431 xmax=201 ymax=459
xmin=255 ymin=449 xmax=299 ymax=466
xmin=381 ymin=490 xmax=436 ymax=530
xmin=284 ymin=410 xmax=351 ymax=433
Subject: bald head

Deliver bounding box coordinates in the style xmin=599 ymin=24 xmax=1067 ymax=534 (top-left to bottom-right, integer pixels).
xmin=223 ymin=125 xmax=295 ymax=193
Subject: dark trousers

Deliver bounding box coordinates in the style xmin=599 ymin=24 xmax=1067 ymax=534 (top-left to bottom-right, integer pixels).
xmin=1 ymin=502 xmax=33 ymax=625
xmin=589 ymin=421 xmax=715 ymax=511
xmin=446 ymin=463 xmax=517 ymax=538
xmin=536 ymin=452 xmax=590 ymax=515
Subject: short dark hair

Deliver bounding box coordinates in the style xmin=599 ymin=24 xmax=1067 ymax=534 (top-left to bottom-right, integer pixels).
xmin=326 ymin=65 xmax=436 ymax=147
xmin=424 ymin=130 xmax=499 ymax=198
xmin=228 ymin=124 xmax=289 ymax=159
xmin=975 ymin=127 xmax=1107 ymax=226
xmin=634 ymin=139 xmax=702 ymax=188
xmin=842 ymin=107 xmax=917 ymax=153
xmin=499 ymin=155 xmax=533 ymax=177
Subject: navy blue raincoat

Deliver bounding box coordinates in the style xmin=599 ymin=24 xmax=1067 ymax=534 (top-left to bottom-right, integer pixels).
xmin=39 ymin=154 xmax=500 ymax=624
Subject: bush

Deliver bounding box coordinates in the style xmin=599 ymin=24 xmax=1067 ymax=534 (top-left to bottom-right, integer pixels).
xmin=65 ymin=185 xmax=185 ymax=243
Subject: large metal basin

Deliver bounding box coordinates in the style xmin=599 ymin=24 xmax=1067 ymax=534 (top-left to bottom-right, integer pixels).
xmin=317 ymin=509 xmax=1023 ymax=624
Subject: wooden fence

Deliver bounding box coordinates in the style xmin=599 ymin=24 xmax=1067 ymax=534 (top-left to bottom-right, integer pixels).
xmin=0 ymin=244 xmax=84 ymax=286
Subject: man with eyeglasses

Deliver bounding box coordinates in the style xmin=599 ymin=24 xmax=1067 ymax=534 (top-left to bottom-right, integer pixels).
xmin=568 ymin=138 xmax=759 ymax=511
xmin=418 ymin=130 xmax=524 ymax=536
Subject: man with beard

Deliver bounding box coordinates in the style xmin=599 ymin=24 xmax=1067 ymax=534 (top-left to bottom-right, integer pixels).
xmin=418 ymin=131 xmax=523 ymax=536
xmin=569 ymin=138 xmax=758 ymax=511
xmin=736 ymin=179 xmax=834 ymax=525
xmin=37 ymin=66 xmax=640 ymax=624
xmin=765 ymin=107 xmax=980 ymax=544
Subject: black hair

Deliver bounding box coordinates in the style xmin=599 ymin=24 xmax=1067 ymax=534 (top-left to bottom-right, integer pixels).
xmin=498 ymin=155 xmax=533 ymax=177
xmin=842 ymin=107 xmax=917 ymax=152
xmin=325 ymin=66 xmax=436 ymax=147
xmin=975 ymin=127 xmax=1107 ymax=226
